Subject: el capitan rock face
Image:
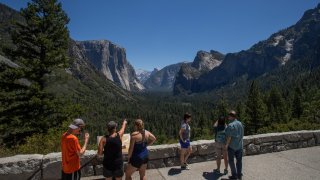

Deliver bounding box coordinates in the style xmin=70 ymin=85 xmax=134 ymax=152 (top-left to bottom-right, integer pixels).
xmin=76 ymin=40 xmax=144 ymax=91
xmin=174 ymin=4 xmax=320 ymax=94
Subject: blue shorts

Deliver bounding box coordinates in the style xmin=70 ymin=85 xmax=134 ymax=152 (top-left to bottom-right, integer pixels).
xmin=179 ymin=139 xmax=190 ymax=149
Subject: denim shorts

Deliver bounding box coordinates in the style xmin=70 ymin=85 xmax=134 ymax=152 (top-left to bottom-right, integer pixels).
xmin=179 ymin=139 xmax=190 ymax=149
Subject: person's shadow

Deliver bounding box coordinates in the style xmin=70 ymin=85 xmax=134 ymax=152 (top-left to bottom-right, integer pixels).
xmin=202 ymin=171 xmax=224 ymax=180
xmin=168 ymin=168 xmax=182 ymax=176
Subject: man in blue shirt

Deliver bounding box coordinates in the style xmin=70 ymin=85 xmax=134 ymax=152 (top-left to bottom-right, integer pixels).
xmin=225 ymin=110 xmax=244 ymax=180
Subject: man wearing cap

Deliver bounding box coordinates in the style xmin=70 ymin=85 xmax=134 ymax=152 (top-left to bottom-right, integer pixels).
xmin=225 ymin=110 xmax=244 ymax=180
xmin=61 ymin=118 xmax=90 ymax=180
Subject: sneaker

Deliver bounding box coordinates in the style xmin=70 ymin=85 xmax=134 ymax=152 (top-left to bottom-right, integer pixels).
xmin=213 ymin=169 xmax=220 ymax=174
xmin=224 ymin=169 xmax=228 ymax=175
xmin=181 ymin=164 xmax=190 ymax=170
xmin=228 ymin=175 xmax=238 ymax=180
xmin=184 ymin=162 xmax=189 ymax=166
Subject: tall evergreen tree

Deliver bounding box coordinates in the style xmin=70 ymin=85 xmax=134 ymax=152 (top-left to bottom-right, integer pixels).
xmin=292 ymin=86 xmax=303 ymax=119
xmin=0 ymin=0 xmax=70 ymax=146
xmin=245 ymin=81 xmax=266 ymax=134
xmin=266 ymin=86 xmax=288 ymax=123
xmin=216 ymin=97 xmax=228 ymax=118
xmin=236 ymin=101 xmax=247 ymax=123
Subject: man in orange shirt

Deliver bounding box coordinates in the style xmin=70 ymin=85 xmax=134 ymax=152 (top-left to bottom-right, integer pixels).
xmin=61 ymin=118 xmax=90 ymax=180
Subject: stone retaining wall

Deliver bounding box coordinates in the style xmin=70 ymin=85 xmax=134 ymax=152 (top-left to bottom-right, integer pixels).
xmin=1 ymin=130 xmax=320 ymax=179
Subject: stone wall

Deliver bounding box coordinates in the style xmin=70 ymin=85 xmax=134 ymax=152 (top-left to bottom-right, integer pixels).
xmin=1 ymin=130 xmax=320 ymax=179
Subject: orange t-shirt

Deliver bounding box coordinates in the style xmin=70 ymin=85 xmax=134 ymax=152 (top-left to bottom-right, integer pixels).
xmin=61 ymin=132 xmax=81 ymax=173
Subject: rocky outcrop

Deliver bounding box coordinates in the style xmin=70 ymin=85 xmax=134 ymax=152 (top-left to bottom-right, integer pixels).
xmin=76 ymin=40 xmax=144 ymax=91
xmin=191 ymin=50 xmax=224 ymax=72
xmin=144 ymin=63 xmax=187 ymax=91
xmin=2 ymin=130 xmax=319 ymax=179
xmin=174 ymin=50 xmax=223 ymax=94
xmin=174 ymin=4 xmax=320 ymax=94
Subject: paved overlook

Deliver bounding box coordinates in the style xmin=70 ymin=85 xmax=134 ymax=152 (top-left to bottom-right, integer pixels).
xmin=1 ymin=130 xmax=320 ymax=180
xmin=83 ymin=147 xmax=320 ymax=180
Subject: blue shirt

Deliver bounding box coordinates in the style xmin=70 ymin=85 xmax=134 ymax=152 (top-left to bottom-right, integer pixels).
xmin=225 ymin=119 xmax=244 ymax=151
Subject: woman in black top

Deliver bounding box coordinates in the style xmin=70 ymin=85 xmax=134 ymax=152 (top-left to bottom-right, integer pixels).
xmin=98 ymin=119 xmax=127 ymax=180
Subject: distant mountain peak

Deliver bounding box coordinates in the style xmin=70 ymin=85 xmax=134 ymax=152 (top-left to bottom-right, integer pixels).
xmin=136 ymin=69 xmax=152 ymax=84
xmin=174 ymin=4 xmax=320 ymax=94
xmin=143 ymin=62 xmax=187 ymax=91
xmin=191 ymin=50 xmax=224 ymax=72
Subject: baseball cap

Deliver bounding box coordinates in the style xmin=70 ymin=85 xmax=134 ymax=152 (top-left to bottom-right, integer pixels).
xmin=69 ymin=118 xmax=85 ymax=129
xmin=107 ymin=121 xmax=118 ymax=131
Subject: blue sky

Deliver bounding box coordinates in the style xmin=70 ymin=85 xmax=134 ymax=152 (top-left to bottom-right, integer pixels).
xmin=1 ymin=0 xmax=319 ymax=71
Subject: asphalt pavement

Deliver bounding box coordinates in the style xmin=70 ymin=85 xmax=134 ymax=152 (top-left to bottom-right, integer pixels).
xmin=82 ymin=146 xmax=320 ymax=180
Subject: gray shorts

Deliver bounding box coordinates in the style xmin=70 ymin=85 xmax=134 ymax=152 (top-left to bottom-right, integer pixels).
xmin=215 ymin=142 xmax=226 ymax=157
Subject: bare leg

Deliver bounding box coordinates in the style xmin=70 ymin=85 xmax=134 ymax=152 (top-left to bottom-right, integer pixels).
xmin=184 ymin=146 xmax=192 ymax=163
xmin=216 ymin=156 xmax=221 ymax=170
xmin=125 ymin=164 xmax=137 ymax=180
xmin=139 ymin=164 xmax=147 ymax=180
xmin=223 ymin=149 xmax=228 ymax=170
xmin=180 ymin=148 xmax=186 ymax=166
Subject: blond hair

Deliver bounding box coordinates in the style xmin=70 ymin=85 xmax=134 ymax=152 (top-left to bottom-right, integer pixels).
xmin=134 ymin=119 xmax=144 ymax=131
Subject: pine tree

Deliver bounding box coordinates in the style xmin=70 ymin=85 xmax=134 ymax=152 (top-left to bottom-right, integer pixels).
xmin=292 ymin=86 xmax=303 ymax=119
xmin=0 ymin=0 xmax=70 ymax=146
xmin=266 ymin=86 xmax=288 ymax=123
xmin=216 ymin=97 xmax=228 ymax=118
xmin=245 ymin=81 xmax=266 ymax=134
xmin=236 ymin=101 xmax=247 ymax=125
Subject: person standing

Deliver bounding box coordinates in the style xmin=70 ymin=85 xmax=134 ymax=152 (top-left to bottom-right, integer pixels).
xmin=225 ymin=110 xmax=244 ymax=180
xmin=98 ymin=119 xmax=127 ymax=180
xmin=61 ymin=118 xmax=89 ymax=180
xmin=213 ymin=116 xmax=228 ymax=175
xmin=179 ymin=113 xmax=192 ymax=170
xmin=125 ymin=119 xmax=156 ymax=180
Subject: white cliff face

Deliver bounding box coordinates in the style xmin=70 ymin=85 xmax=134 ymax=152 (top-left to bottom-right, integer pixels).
xmin=76 ymin=40 xmax=144 ymax=91
xmin=270 ymin=34 xmax=294 ymax=65
xmin=281 ymin=39 xmax=294 ymax=65
xmin=191 ymin=51 xmax=223 ymax=72
xmin=272 ymin=35 xmax=284 ymax=46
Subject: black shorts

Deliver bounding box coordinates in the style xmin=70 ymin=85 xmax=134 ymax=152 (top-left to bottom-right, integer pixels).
xmin=103 ymin=167 xmax=124 ymax=178
xmin=129 ymin=156 xmax=149 ymax=169
xmin=61 ymin=169 xmax=81 ymax=180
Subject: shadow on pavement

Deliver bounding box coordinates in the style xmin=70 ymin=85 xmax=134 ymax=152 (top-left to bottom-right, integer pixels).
xmin=168 ymin=168 xmax=182 ymax=176
xmin=202 ymin=171 xmax=224 ymax=180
